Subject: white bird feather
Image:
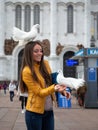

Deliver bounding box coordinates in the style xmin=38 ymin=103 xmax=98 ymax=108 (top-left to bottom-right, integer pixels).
xmin=13 ymin=24 xmax=40 ymax=42
xmin=56 ymin=70 xmax=85 ymax=90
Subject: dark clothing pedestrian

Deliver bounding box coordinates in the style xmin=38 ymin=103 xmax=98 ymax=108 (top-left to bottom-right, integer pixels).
xmin=9 ymin=81 xmax=16 ymax=102
xmin=19 ymin=95 xmax=28 ymax=113
xmin=9 ymin=91 xmax=14 ymax=101
xmin=3 ymin=81 xmax=8 ymax=94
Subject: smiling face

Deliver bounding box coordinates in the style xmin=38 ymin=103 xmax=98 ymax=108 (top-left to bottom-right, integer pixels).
xmin=32 ymin=44 xmax=43 ymax=63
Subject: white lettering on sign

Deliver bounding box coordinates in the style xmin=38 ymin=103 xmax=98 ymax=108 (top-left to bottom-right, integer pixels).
xmin=90 ymin=50 xmax=98 ymax=55
xmin=89 ymin=68 xmax=95 ymax=72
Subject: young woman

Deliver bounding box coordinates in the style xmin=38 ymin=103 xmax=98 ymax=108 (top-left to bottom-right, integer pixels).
xmin=19 ymin=40 xmax=67 ymax=130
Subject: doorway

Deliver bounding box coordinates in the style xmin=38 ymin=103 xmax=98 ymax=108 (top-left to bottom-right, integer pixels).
xmin=63 ymin=51 xmax=76 ymax=77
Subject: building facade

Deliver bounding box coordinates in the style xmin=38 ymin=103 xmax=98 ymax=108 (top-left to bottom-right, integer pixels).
xmin=0 ymin=0 xmax=98 ymax=82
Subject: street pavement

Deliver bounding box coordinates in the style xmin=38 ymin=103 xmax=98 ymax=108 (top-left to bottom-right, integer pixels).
xmin=0 ymin=89 xmax=98 ymax=130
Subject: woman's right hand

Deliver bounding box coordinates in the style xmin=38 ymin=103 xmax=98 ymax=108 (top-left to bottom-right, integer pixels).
xmin=61 ymin=91 xmax=71 ymax=99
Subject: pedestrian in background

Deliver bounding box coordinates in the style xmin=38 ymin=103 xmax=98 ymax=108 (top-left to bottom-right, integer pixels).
xmin=0 ymin=83 xmax=3 ymax=93
xmin=2 ymin=81 xmax=8 ymax=95
xmin=9 ymin=80 xmax=16 ymax=102
xmin=17 ymin=85 xmax=28 ymax=113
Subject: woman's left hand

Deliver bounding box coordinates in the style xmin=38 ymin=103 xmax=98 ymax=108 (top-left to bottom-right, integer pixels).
xmin=55 ymin=84 xmax=66 ymax=92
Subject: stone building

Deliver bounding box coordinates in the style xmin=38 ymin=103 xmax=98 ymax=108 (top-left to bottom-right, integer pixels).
xmin=0 ymin=0 xmax=98 ymax=82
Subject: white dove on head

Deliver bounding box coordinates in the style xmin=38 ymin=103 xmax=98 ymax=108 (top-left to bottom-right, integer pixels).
xmin=12 ymin=24 xmax=40 ymax=42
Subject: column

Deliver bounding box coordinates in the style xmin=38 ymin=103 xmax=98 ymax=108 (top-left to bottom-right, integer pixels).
xmin=50 ymin=0 xmax=57 ymax=56
xmin=73 ymin=6 xmax=77 ymax=35
xmin=12 ymin=5 xmax=15 ymax=27
xmin=40 ymin=6 xmax=43 ymax=35
xmin=64 ymin=7 xmax=67 ymax=35
xmin=31 ymin=6 xmax=34 ymax=27
xmin=94 ymin=14 xmax=97 ymax=39
xmin=91 ymin=12 xmax=95 ymax=35
xmin=84 ymin=0 xmax=91 ymax=47
xmin=21 ymin=6 xmax=25 ymax=30
xmin=0 ymin=0 xmax=5 ymax=55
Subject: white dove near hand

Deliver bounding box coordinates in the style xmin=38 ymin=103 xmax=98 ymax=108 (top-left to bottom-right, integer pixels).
xmin=56 ymin=70 xmax=85 ymax=90
xmin=13 ymin=24 xmax=40 ymax=42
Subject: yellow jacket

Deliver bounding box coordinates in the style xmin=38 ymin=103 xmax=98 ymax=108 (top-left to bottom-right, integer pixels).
xmin=22 ymin=60 xmax=57 ymax=114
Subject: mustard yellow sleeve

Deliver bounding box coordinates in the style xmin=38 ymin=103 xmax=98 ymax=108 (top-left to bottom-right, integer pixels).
xmin=22 ymin=66 xmax=55 ymax=97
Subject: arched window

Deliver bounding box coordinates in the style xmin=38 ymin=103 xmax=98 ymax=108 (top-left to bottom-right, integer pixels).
xmin=15 ymin=5 xmax=22 ymax=29
xmin=24 ymin=5 xmax=31 ymax=31
xmin=34 ymin=5 xmax=40 ymax=24
xmin=67 ymin=5 xmax=73 ymax=33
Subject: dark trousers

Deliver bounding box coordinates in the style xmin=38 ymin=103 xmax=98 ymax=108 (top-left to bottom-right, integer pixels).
xmin=9 ymin=91 xmax=14 ymax=101
xmin=25 ymin=110 xmax=54 ymax=130
xmin=20 ymin=96 xmax=27 ymax=109
xmin=4 ymin=88 xmax=6 ymax=94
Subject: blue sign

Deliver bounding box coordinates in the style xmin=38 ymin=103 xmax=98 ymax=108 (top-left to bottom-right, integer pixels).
xmin=74 ymin=49 xmax=84 ymax=56
xmin=87 ymin=48 xmax=98 ymax=56
xmin=66 ymin=59 xmax=79 ymax=66
xmin=88 ymin=68 xmax=96 ymax=81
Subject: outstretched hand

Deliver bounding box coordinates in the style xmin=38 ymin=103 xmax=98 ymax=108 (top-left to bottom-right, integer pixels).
xmin=54 ymin=84 xmax=66 ymax=92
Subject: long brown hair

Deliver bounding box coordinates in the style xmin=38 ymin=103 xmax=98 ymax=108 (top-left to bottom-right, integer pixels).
xmin=19 ymin=40 xmax=52 ymax=93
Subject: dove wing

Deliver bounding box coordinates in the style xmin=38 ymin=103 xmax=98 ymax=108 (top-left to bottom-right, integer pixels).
xmin=64 ymin=77 xmax=85 ymax=89
xmin=13 ymin=27 xmax=27 ymax=41
xmin=56 ymin=72 xmax=85 ymax=90
xmin=22 ymin=29 xmax=37 ymax=41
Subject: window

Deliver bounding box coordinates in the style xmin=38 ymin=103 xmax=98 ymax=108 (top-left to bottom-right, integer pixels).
xmin=34 ymin=5 xmax=40 ymax=25
xmin=15 ymin=5 xmax=22 ymax=29
xmin=67 ymin=5 xmax=73 ymax=33
xmin=24 ymin=5 xmax=31 ymax=31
